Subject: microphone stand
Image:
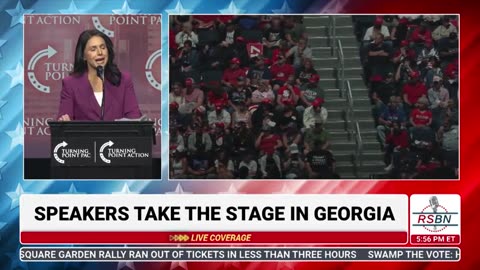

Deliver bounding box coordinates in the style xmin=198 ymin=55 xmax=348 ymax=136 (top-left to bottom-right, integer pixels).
xmin=97 ymin=66 xmax=105 ymax=120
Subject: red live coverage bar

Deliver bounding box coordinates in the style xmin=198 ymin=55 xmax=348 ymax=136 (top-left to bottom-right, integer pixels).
xmin=21 ymin=231 xmax=407 ymax=244
xmin=411 ymin=234 xmax=460 ymax=244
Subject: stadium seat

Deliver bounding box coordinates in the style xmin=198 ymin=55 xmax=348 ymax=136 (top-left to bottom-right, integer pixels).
xmin=198 ymin=30 xmax=220 ymax=46
xmin=241 ymin=29 xmax=263 ymax=42
xmin=201 ymin=70 xmax=223 ymax=87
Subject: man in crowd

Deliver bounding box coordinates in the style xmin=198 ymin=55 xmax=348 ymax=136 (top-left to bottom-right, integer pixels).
xmin=222 ymin=57 xmax=246 ymax=89
xmin=409 ymin=97 xmax=434 ymax=143
xmin=377 ymin=96 xmax=407 ymax=148
xmin=304 ymin=119 xmax=330 ymax=153
xmin=367 ymin=33 xmax=393 ymax=78
xmin=432 ymin=17 xmax=457 ymax=41
xmin=299 ymin=74 xmax=323 ymax=109
xmin=208 ymin=102 xmax=231 ymax=128
xmin=305 ymin=141 xmax=336 ymax=179
xmin=402 ymin=71 xmax=427 ymax=116
xmin=303 ymin=97 xmax=328 ymax=129
xmin=428 ymin=75 xmax=449 ymax=130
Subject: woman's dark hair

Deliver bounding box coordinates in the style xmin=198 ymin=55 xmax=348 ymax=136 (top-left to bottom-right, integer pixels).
xmin=71 ymin=29 xmax=122 ymax=86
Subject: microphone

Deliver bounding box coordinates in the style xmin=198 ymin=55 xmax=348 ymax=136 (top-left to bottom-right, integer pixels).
xmin=429 ymin=196 xmax=439 ymax=230
xmin=96 ymin=66 xmax=106 ymax=120
xmin=96 ymin=65 xmax=104 ymax=81
xmin=429 ymin=196 xmax=439 ymax=213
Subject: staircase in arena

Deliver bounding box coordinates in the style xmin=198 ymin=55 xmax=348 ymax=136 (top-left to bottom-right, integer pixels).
xmin=304 ymin=15 xmax=385 ymax=179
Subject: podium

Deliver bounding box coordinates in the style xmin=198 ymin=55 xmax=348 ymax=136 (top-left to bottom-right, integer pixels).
xmin=48 ymin=121 xmax=154 ymax=179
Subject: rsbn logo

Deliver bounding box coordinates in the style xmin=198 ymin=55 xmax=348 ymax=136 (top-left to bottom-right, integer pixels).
xmin=412 ymin=196 xmax=459 ymax=233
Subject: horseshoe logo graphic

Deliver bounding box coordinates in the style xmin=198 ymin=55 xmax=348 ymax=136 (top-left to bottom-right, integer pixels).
xmin=27 ymin=46 xmax=57 ymax=93
xmin=145 ymin=49 xmax=161 ymax=91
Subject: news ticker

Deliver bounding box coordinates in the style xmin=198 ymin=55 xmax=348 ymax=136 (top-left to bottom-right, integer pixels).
xmin=19 ymin=194 xmax=460 ymax=245
xmin=20 ymin=247 xmax=460 ymax=262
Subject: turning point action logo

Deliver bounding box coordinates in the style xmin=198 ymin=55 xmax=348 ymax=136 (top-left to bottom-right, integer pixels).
xmin=100 ymin=140 xmax=149 ymax=164
xmin=99 ymin=140 xmax=114 ymax=164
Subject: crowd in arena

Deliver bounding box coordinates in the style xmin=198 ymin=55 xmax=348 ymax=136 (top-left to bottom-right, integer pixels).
xmin=356 ymin=15 xmax=458 ymax=178
xmin=169 ymin=15 xmax=338 ymax=179
xmin=168 ymin=15 xmax=459 ymax=179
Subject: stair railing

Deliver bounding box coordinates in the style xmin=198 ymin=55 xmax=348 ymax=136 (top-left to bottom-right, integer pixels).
xmin=345 ymin=80 xmax=353 ymax=127
xmin=346 ymin=80 xmax=364 ymax=170
xmin=328 ymin=16 xmax=337 ymax=56
xmin=337 ymin=39 xmax=345 ymax=98
xmin=355 ymin=121 xmax=364 ymax=168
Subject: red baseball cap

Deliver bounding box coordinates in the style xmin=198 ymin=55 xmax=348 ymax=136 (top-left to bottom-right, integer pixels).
xmin=312 ymin=97 xmax=325 ymax=107
xmin=446 ymin=69 xmax=457 ymax=79
xmin=374 ymin=16 xmax=383 ymax=25
xmin=401 ymin=40 xmax=409 ymax=47
xmin=170 ymin=102 xmax=179 ymax=110
xmin=185 ymin=77 xmax=194 ymax=86
xmin=230 ymin=57 xmax=240 ymax=64
xmin=309 ymin=74 xmax=320 ymax=83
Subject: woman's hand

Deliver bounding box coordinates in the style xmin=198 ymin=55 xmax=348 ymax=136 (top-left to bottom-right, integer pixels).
xmin=58 ymin=114 xmax=71 ymax=121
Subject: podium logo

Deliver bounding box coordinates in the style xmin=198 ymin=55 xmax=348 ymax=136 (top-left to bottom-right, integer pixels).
xmin=27 ymin=46 xmax=58 ymax=93
xmin=98 ymin=140 xmax=150 ymax=164
xmin=53 ymin=141 xmax=68 ymax=164
xmin=100 ymin=140 xmax=114 ymax=164
xmin=53 ymin=141 xmax=92 ymax=164
xmin=411 ymin=195 xmax=460 ymax=233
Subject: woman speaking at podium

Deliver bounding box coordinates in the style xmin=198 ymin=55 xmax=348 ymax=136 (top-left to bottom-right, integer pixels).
xmin=57 ymin=29 xmax=142 ymax=121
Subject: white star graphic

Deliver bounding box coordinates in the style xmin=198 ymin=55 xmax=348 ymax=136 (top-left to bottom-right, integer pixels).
xmin=112 ymin=0 xmax=140 ymax=15
xmin=6 ymin=245 xmax=29 ymax=270
xmin=6 ymin=183 xmax=29 ymax=210
xmin=166 ymin=0 xmax=193 ymax=14
xmin=5 ymin=1 xmax=34 ymax=27
xmin=320 ymin=0 xmax=347 ymax=13
xmin=6 ymin=246 xmax=26 ymax=270
xmin=5 ymin=62 xmax=24 ymax=88
xmin=117 ymin=261 xmax=135 ymax=270
xmin=272 ymin=0 xmax=293 ymax=14
xmin=170 ymin=261 xmax=188 ymax=270
xmin=5 ymin=122 xmax=24 ymax=150
xmin=0 ymin=40 xmax=7 ymax=58
xmin=59 ymin=0 xmax=86 ymax=14
xmin=219 ymin=0 xmax=245 ymax=14
xmin=0 ymin=161 xmax=6 ymax=180
xmin=112 ymin=183 xmax=138 ymax=194
xmin=166 ymin=184 xmax=192 ymax=194
xmin=0 ymin=100 xmax=7 ymax=120
xmin=60 ymin=183 xmax=86 ymax=194
xmin=219 ymin=183 xmax=242 ymax=194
